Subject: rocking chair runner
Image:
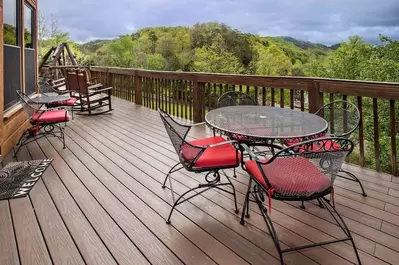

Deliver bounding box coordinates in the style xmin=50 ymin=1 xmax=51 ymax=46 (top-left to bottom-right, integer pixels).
xmin=240 ymin=137 xmax=362 ymax=265
xmin=66 ymin=70 xmax=113 ymax=115
xmin=14 ymin=91 xmax=70 ymax=157
xmin=158 ymin=109 xmax=241 ymax=224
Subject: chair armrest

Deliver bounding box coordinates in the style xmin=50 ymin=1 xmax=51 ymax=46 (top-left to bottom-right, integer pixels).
xmin=241 ymin=144 xmax=262 ymax=162
xmin=208 ymin=140 xmax=237 ymax=148
xmin=89 ymin=87 xmax=112 ymax=94
xmin=52 ymin=78 xmax=65 ymax=84
xmin=52 ymin=82 xmax=66 ymax=89
xmin=88 ymin=83 xmax=103 ymax=90
xmin=191 ymin=122 xmax=206 ymax=127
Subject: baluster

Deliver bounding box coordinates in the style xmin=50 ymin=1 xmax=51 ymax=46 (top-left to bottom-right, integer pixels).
xmin=254 ymin=86 xmax=258 ymax=104
xmin=271 ymin=88 xmax=275 ymax=107
xmin=357 ymin=96 xmax=365 ymax=167
xmin=213 ymin=83 xmax=217 ymax=108
xmin=390 ymin=100 xmax=397 ymax=175
xmin=290 ymin=89 xmax=294 ymax=109
xmin=373 ymin=98 xmax=381 ymax=171
xmin=262 ymin=87 xmax=266 ymax=106
xmin=280 ymin=88 xmax=284 ymax=108
xmin=300 ymin=90 xmax=305 ymax=112
xmin=184 ymin=80 xmax=188 ymax=119
xmin=207 ymin=83 xmax=212 ymax=111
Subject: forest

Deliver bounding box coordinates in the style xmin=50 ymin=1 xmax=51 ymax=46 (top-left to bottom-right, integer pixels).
xmin=38 ymin=21 xmax=399 ymax=173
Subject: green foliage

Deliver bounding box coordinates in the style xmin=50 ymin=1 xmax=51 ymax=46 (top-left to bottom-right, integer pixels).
xmin=4 ymin=24 xmax=17 ymax=46
xmin=37 ymin=19 xmax=399 ymax=173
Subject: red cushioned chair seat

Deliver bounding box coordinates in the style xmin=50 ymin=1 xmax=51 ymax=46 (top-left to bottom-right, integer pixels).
xmin=49 ymin=97 xmax=77 ymax=106
xmin=245 ymin=157 xmax=332 ymax=197
xmin=181 ymin=136 xmax=240 ymax=168
xmin=31 ymin=110 xmax=70 ymax=123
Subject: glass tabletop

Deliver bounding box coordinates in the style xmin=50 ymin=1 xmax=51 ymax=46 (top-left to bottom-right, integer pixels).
xmin=30 ymin=94 xmax=71 ymax=104
xmin=205 ymin=106 xmax=328 ymax=141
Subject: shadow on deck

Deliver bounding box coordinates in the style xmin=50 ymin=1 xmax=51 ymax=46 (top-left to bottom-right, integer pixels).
xmin=1 ymin=97 xmax=398 ymax=265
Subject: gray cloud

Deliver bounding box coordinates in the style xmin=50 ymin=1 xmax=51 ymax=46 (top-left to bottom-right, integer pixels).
xmin=39 ymin=0 xmax=399 ymax=45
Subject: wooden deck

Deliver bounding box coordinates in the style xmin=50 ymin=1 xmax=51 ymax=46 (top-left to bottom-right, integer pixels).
xmin=1 ymin=97 xmax=399 ymax=265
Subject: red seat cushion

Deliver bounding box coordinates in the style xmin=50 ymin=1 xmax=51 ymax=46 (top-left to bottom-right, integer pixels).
xmin=31 ymin=110 xmax=70 ymax=123
xmin=48 ymin=97 xmax=77 ymax=106
xmin=181 ymin=136 xmax=240 ymax=168
xmin=245 ymin=157 xmax=332 ymax=197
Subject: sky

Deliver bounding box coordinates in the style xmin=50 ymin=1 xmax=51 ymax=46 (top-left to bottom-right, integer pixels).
xmin=38 ymin=0 xmax=399 ymax=45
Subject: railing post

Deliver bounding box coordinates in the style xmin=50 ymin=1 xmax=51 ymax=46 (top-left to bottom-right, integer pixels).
xmin=107 ymin=69 xmax=114 ymax=88
xmin=193 ymin=81 xmax=205 ymax=122
xmin=308 ymin=80 xmax=323 ymax=114
xmin=134 ymin=72 xmax=143 ymax=105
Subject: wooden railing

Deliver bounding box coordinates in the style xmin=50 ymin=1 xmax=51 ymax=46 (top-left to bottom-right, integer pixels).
xmin=90 ymin=66 xmax=399 ymax=176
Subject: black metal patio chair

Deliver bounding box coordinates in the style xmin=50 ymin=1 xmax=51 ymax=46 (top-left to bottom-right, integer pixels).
xmin=14 ymin=91 xmax=70 ymax=157
xmin=240 ymin=137 xmax=362 ymax=265
xmin=217 ymin=91 xmax=257 ymax=108
xmin=158 ymin=109 xmax=241 ymax=224
xmin=315 ymin=101 xmax=366 ymax=196
xmin=284 ymin=100 xmax=366 ymax=196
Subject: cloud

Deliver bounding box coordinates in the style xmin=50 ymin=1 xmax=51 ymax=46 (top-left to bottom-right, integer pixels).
xmin=39 ymin=0 xmax=399 ymax=44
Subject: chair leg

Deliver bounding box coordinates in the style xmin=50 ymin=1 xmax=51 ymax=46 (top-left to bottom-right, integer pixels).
xmin=60 ymin=126 xmax=66 ymax=148
xmin=162 ymin=162 xmax=183 ymax=188
xmin=165 ymin=169 xmax=238 ymax=224
xmin=337 ymin=170 xmax=367 ymax=196
xmin=240 ymin=178 xmax=252 ymax=224
xmin=223 ymin=170 xmax=239 ymax=214
xmin=300 ymin=200 xmax=306 ymax=209
xmin=248 ymin=186 xmax=362 ymax=265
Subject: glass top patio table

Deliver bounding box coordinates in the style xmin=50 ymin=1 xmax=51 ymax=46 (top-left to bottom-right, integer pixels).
xmin=205 ymin=106 xmax=328 ymax=143
xmin=30 ymin=94 xmax=71 ymax=104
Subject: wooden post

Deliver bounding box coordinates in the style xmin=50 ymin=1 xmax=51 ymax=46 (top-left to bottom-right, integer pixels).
xmin=107 ymin=70 xmax=114 ymax=88
xmin=192 ymin=81 xmax=204 ymax=122
xmin=134 ymin=72 xmax=142 ymax=105
xmin=308 ymin=80 xmax=323 ymax=114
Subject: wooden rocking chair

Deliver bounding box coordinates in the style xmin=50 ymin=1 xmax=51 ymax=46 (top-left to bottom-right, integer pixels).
xmin=66 ymin=70 xmax=113 ymax=115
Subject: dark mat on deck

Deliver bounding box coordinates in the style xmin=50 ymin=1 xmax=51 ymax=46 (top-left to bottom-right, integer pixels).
xmin=0 ymin=159 xmax=53 ymax=200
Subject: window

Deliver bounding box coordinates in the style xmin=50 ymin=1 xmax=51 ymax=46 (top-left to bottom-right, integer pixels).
xmin=3 ymin=0 xmax=21 ymax=110
xmin=24 ymin=3 xmax=34 ymax=48
xmin=24 ymin=2 xmax=36 ymax=95
xmin=3 ymin=0 xmax=18 ymax=46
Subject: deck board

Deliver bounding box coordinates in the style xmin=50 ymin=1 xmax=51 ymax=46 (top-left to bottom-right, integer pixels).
xmin=1 ymin=97 xmax=399 ymax=265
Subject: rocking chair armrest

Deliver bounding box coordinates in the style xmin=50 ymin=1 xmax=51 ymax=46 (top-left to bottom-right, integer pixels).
xmin=88 ymin=83 xmax=103 ymax=90
xmin=90 ymin=87 xmax=112 ymax=93
xmin=241 ymin=144 xmax=262 ymax=162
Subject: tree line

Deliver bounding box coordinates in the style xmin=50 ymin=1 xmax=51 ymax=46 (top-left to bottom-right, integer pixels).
xmin=39 ymin=18 xmax=399 ymax=173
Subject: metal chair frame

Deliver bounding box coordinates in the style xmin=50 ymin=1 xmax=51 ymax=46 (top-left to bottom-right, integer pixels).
xmin=14 ymin=91 xmax=68 ymax=157
xmin=38 ymin=78 xmax=77 ymax=119
xmin=159 ymin=109 xmax=240 ymax=224
xmin=315 ymin=100 xmax=366 ymax=196
xmin=240 ymin=138 xmax=362 ymax=265
xmin=217 ymin=91 xmax=257 ymax=108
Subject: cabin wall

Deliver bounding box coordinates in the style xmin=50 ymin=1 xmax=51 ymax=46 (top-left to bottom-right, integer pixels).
xmin=0 ymin=0 xmax=38 ymax=158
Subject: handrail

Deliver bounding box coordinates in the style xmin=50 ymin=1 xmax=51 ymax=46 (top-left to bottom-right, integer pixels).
xmin=90 ymin=66 xmax=399 ymax=100
xmin=89 ymin=66 xmax=399 ymax=176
